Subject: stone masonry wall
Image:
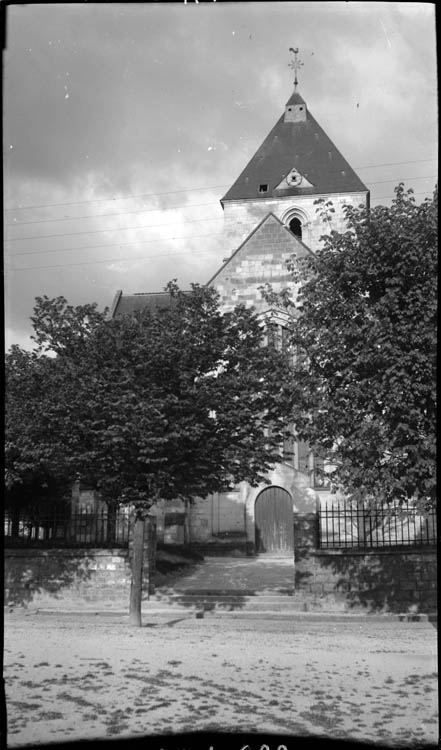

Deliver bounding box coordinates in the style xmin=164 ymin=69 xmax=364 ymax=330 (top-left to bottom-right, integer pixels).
xmin=188 ymin=492 xmax=248 ymax=555
xmin=191 ymin=491 xmax=245 ymax=539
xmin=212 ymin=214 xmax=302 ymax=313
xmin=222 ymin=191 xmax=367 ymax=257
xmin=294 ymin=513 xmax=437 ymax=614
xmin=5 ymin=534 xmax=156 ymax=611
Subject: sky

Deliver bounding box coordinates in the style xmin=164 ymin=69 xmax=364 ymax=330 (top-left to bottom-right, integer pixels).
xmin=3 ymin=1 xmax=438 ymax=351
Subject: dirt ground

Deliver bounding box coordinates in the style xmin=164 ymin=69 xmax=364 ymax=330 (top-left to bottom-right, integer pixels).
xmin=3 ymin=610 xmax=438 ymax=748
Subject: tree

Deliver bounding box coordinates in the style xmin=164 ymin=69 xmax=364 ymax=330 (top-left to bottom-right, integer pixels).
xmin=5 ymin=345 xmax=74 ymax=535
xmin=5 ymin=299 xmax=108 ymax=533
xmin=8 ymin=283 xmax=296 ymax=625
xmin=285 ymin=185 xmax=437 ymax=512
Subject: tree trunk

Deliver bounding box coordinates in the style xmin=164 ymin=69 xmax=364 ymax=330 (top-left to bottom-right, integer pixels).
xmin=129 ymin=515 xmax=145 ymax=627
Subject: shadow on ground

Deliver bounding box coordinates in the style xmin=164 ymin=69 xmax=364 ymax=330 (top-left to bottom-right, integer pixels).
xmin=154 ymin=546 xmax=204 ymax=587
xmin=149 ymin=549 xmax=295 ymax=612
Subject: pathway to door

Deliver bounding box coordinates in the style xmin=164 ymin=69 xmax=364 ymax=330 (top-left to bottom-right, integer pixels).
xmin=151 ymin=484 xmax=295 ymax=610
xmin=150 ymin=553 xmax=295 ymax=614
xmin=156 ymin=554 xmax=294 ymax=594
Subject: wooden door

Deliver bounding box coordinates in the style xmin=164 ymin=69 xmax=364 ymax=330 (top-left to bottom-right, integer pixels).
xmin=255 ymin=487 xmax=294 ymax=554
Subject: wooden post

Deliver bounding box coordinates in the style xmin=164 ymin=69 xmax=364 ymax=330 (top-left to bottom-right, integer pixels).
xmin=129 ymin=515 xmax=145 ymax=627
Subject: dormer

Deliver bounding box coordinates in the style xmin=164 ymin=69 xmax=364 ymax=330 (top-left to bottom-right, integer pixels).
xmin=284 ymin=91 xmax=307 ymax=123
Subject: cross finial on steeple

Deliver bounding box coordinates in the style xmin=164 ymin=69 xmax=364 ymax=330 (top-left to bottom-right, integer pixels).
xmin=288 ymin=47 xmax=303 ymax=91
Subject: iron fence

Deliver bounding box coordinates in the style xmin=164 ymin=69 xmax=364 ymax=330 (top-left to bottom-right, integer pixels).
xmin=4 ymin=508 xmax=131 ymax=548
xmin=319 ymin=498 xmax=437 ymax=549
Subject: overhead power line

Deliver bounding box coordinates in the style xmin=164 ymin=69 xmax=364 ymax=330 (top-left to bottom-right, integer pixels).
xmin=4 ymin=184 xmax=229 ymax=212
xmin=5 ymin=202 xmax=223 ymax=228
xmin=7 ymin=186 xmax=434 ymax=272
xmin=5 ymin=220 xmax=225 ymax=243
xmin=354 ymin=158 xmax=436 ymax=170
xmin=5 ymin=176 xmax=437 ymax=242
xmin=11 ymin=231 xmax=224 ymax=258
xmin=4 ymin=158 xmax=437 ymax=213
xmin=5 ymin=188 xmax=434 ymax=261
xmin=6 ymin=245 xmax=224 ymax=273
xmin=5 ymin=174 xmax=437 ymax=228
xmin=366 ymin=174 xmax=435 ymax=186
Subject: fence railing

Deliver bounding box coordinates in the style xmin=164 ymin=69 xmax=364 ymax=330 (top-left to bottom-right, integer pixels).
xmin=319 ymin=499 xmax=437 ymax=549
xmin=5 ymin=500 xmax=437 ymax=550
xmin=4 ymin=508 xmax=131 ymax=548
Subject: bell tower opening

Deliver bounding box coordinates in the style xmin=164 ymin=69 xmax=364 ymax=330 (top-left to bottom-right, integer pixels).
xmin=289 ymin=216 xmax=302 ymax=239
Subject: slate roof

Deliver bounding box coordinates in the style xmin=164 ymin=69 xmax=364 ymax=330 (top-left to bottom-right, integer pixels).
xmin=221 ymin=90 xmax=368 ymax=203
xmin=109 ymin=290 xmax=178 ymax=319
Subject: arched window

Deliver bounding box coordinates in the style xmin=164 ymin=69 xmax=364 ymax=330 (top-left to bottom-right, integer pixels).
xmin=281 ymin=207 xmax=309 ymax=243
xmin=268 ymin=322 xmax=289 ymax=352
xmin=289 ymin=216 xmax=302 ymax=239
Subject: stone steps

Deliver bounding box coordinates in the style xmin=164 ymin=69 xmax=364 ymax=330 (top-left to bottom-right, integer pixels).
xmin=146 ymin=589 xmax=334 ymax=613
xmin=156 ymin=555 xmax=295 ymax=592
xmin=148 ymin=554 xmax=358 ymax=614
xmin=149 ymin=554 xmax=301 ymax=613
xmin=151 ymin=591 xmax=294 ymax=597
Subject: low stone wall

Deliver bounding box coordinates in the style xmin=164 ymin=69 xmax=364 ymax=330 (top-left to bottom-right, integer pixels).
xmin=295 ymin=545 xmax=437 ymax=614
xmin=294 ymin=511 xmax=437 ymax=613
xmin=5 ymin=514 xmax=436 ymax=614
xmin=294 ymin=512 xmax=319 ymax=549
xmin=4 ymin=541 xmax=156 ymax=611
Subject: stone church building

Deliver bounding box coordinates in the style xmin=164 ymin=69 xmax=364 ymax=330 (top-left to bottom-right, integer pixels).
xmin=108 ymin=79 xmax=369 ymax=556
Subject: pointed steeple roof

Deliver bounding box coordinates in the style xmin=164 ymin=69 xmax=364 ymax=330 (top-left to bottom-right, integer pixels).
xmin=222 ymin=89 xmax=368 ymax=203
xmin=285 ymin=90 xmax=307 ymax=108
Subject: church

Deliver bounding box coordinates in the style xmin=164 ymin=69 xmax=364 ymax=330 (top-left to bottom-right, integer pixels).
xmin=109 ymin=53 xmax=369 ymax=556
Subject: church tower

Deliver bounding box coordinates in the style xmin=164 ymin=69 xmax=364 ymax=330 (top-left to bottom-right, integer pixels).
xmin=110 ymin=53 xmax=371 ymax=556
xmin=220 ymin=49 xmax=369 ymax=261
xmin=199 ymin=52 xmax=370 ymax=557
xmin=208 ymin=48 xmax=369 ymax=317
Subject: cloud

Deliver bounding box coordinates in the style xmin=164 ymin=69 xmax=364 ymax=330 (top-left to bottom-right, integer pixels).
xmin=4 ymin=327 xmax=37 ymax=354
xmin=3 ymin=2 xmax=437 ymax=350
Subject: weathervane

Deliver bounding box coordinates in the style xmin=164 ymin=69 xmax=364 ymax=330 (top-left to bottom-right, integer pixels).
xmin=288 ymin=47 xmax=303 ymax=91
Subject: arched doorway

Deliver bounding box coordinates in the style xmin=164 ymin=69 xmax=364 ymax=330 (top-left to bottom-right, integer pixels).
xmin=255 ymin=486 xmax=294 ymax=555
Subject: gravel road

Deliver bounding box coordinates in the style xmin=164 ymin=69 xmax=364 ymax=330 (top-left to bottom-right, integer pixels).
xmin=3 ymin=610 xmax=438 ymax=747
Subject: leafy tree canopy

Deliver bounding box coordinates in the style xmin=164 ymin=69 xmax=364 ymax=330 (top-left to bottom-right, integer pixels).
xmin=6 ymin=284 xmax=297 ymax=513
xmin=5 ymin=345 xmax=73 ymax=511
xmin=283 ymin=185 xmax=437 ymax=511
